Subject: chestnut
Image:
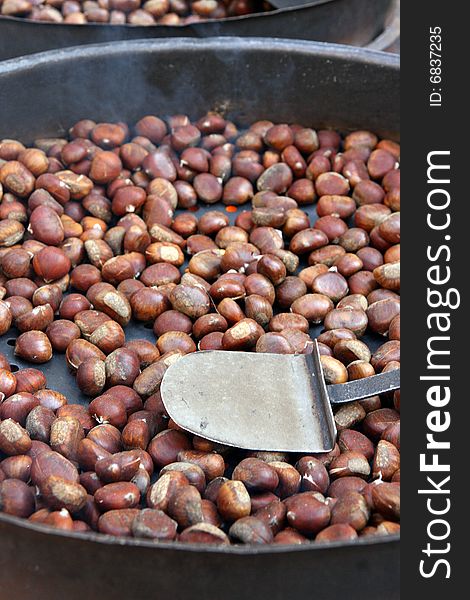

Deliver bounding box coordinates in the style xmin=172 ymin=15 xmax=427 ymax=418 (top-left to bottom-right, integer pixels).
xmin=32 ymin=247 xmax=71 ymax=282
xmin=15 ymin=331 xmax=53 ymax=364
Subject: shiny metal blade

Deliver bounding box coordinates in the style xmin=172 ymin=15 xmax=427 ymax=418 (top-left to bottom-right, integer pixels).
xmin=160 ymin=349 xmax=337 ymax=453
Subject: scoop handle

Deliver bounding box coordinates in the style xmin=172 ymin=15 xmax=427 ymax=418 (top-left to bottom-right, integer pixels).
xmin=327 ymin=369 xmax=400 ymax=405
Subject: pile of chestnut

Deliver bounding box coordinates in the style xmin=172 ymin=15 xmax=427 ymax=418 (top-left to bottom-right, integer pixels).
xmin=0 ymin=113 xmax=399 ymax=544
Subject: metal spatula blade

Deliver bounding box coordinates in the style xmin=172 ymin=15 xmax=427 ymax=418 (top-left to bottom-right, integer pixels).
xmin=160 ymin=343 xmax=400 ymax=453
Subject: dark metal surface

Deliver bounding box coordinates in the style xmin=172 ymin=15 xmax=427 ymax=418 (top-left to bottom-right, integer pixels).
xmin=0 ymin=39 xmax=400 ymax=600
xmin=0 ymin=38 xmax=400 ymax=140
xmin=0 ymin=512 xmax=399 ymax=600
xmin=329 ymin=367 xmax=400 ymax=404
xmin=0 ymin=0 xmax=399 ymax=61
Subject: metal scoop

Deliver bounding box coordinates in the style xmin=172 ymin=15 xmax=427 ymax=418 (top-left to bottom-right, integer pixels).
xmin=160 ymin=342 xmax=400 ymax=453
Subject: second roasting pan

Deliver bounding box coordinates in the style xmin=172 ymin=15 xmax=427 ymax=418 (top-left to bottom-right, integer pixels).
xmin=0 ymin=0 xmax=400 ymax=60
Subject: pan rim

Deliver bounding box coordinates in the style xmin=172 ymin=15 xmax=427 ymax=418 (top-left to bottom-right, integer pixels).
xmin=0 ymin=511 xmax=399 ymax=553
xmin=0 ymin=36 xmax=400 ymax=76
